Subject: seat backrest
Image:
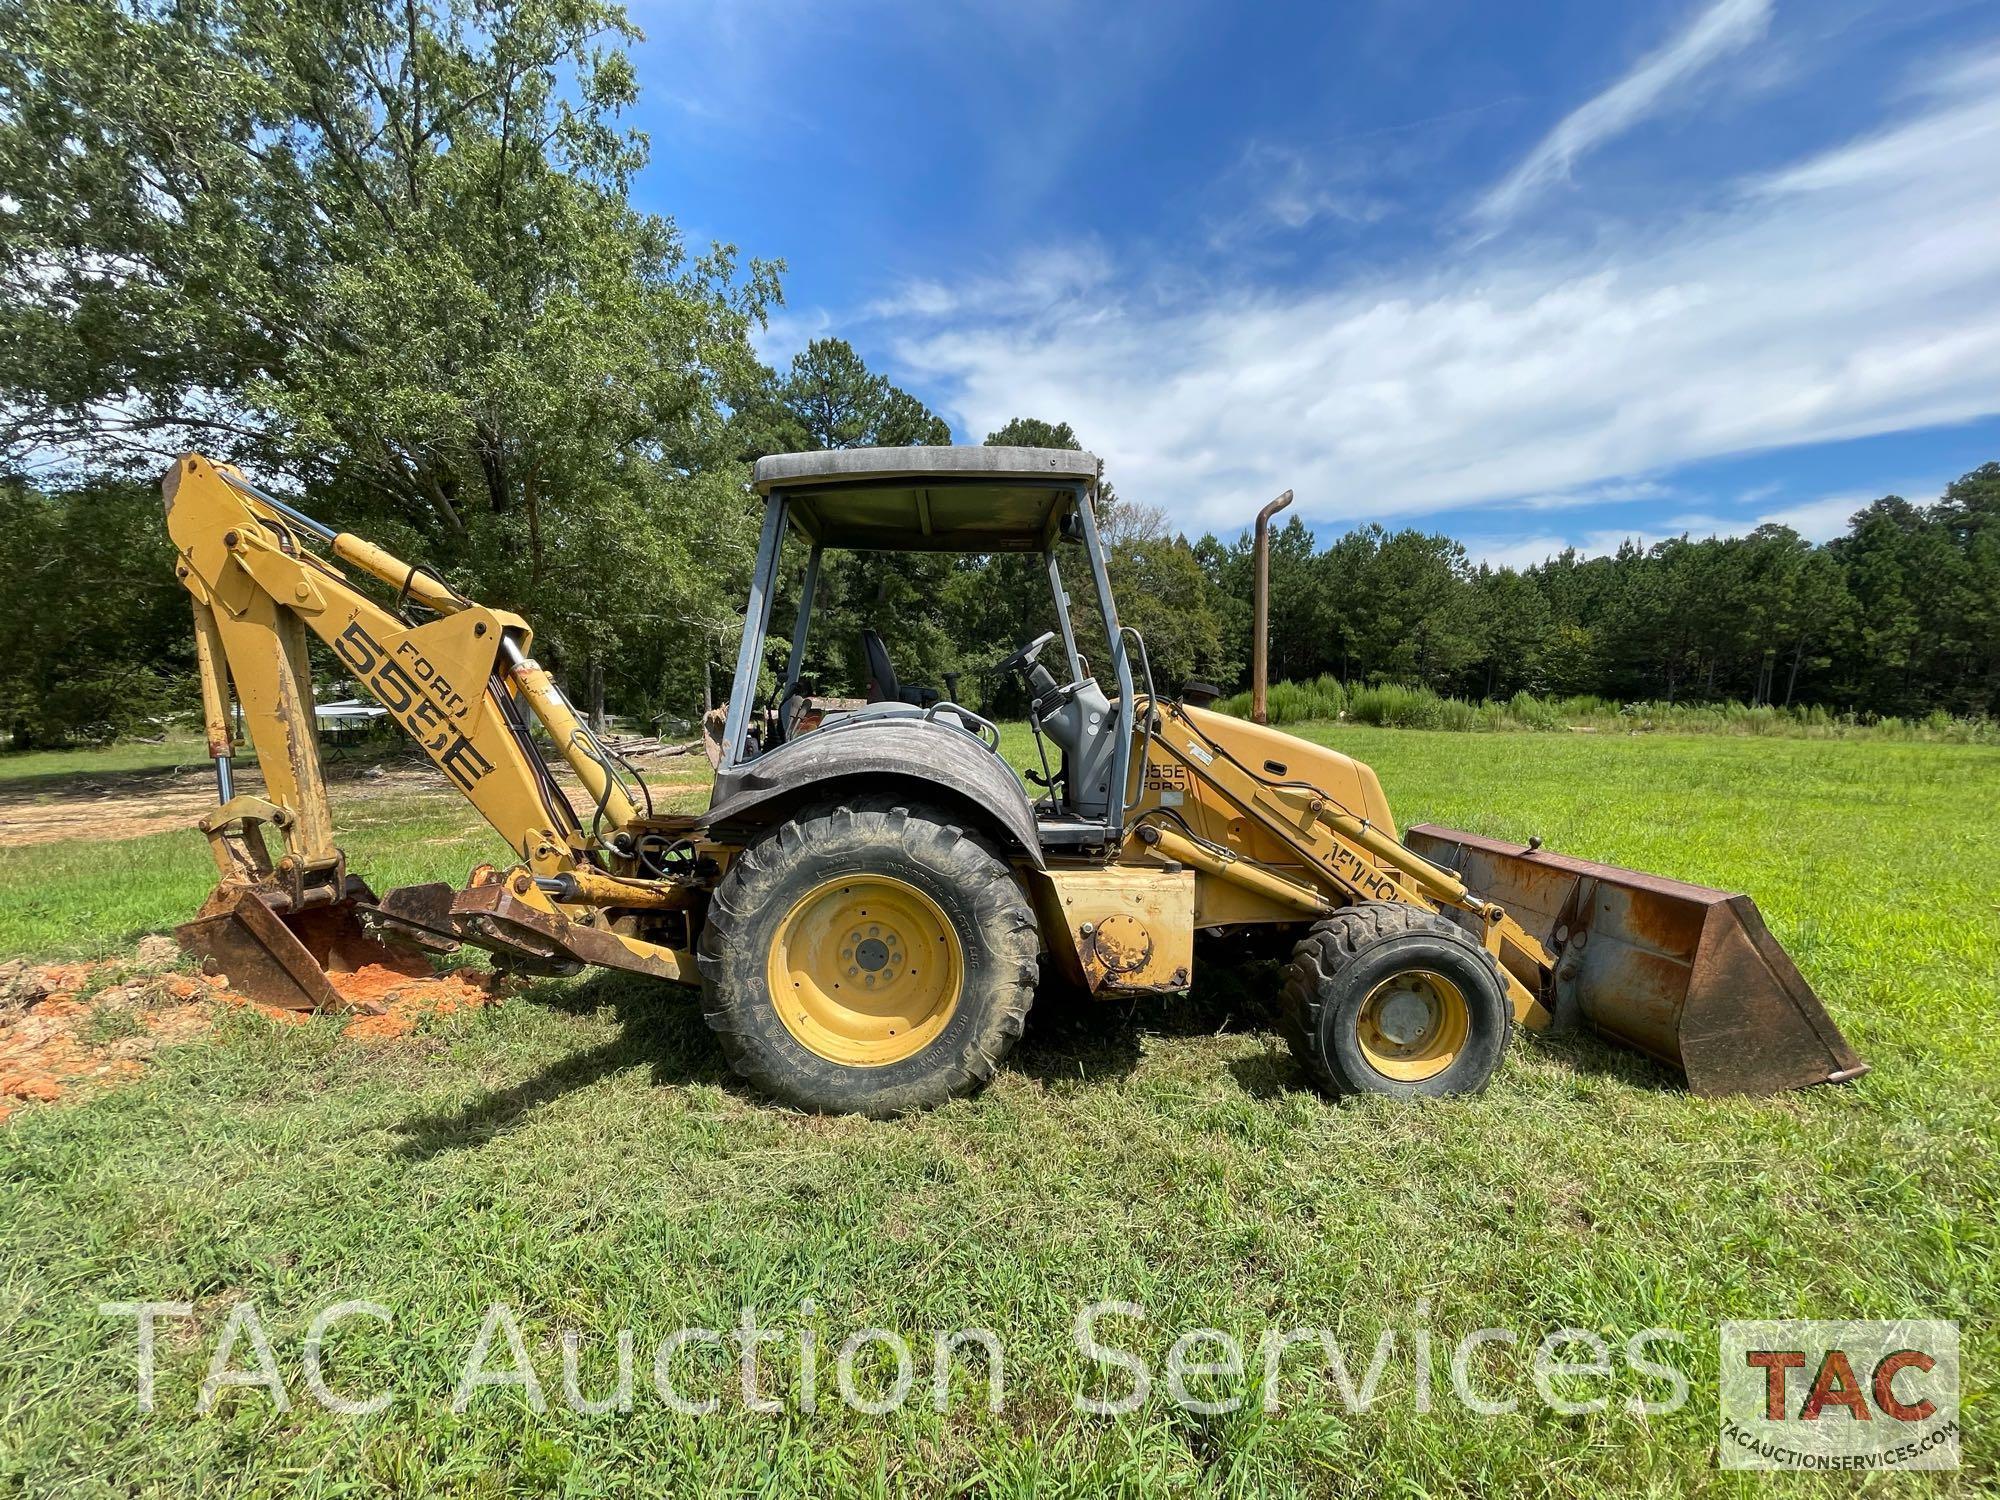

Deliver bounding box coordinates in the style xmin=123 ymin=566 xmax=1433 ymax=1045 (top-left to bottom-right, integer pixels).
xmin=860 ymin=628 xmax=899 ymax=703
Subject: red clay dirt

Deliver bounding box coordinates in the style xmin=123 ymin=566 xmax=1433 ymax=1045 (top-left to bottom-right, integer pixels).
xmin=326 ymin=962 xmax=501 ymax=1039
xmin=0 ymin=950 xmax=503 ymax=1123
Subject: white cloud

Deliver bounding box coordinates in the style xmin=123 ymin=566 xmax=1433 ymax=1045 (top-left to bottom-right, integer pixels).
xmin=1758 ymin=483 xmax=1934 ymax=541
xmin=1208 ymin=100 xmax=1528 ymax=251
xmin=877 ymin=44 xmax=2000 ymax=538
xmin=749 ymin=305 xmax=833 ymax=369
xmin=1211 ymin=141 xmax=1390 ymax=246
xmin=1468 ymin=524 xmax=1699 ymax=572
xmin=863 ymin=280 xmax=960 ymax=322
xmin=865 ymin=243 xmax=1113 ymax=324
xmin=1467 ymin=534 xmax=1587 ymax=571
xmin=1472 ymin=0 xmax=1775 ymax=229
xmin=1753 ymin=49 xmax=2000 ymax=198
xmin=1502 ymin=478 xmax=1675 ymax=512
xmin=1463 ymin=479 xmax=1941 ymax=570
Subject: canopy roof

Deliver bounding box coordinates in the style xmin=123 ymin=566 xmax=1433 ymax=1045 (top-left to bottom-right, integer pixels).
xmin=751 ymin=445 xmax=1101 ymax=552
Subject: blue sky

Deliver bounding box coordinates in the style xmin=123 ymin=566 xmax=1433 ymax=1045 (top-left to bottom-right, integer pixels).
xmin=624 ymin=0 xmax=2000 ymax=563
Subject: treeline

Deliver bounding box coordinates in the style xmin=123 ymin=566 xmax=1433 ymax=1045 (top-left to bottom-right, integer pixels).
xmin=761 ymin=452 xmax=2000 ymax=725
xmin=1225 ymin=465 xmax=2000 ymax=718
xmin=1 ymin=0 xmax=1995 ymax=746
xmin=752 ymin=456 xmax=2000 ymax=724
xmin=1210 ymin=679 xmax=1996 ymax=743
xmin=8 ymin=451 xmax=1995 ymax=745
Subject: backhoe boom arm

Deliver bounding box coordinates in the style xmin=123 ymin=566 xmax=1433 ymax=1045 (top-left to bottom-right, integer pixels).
xmin=164 ymin=453 xmax=633 ymax=891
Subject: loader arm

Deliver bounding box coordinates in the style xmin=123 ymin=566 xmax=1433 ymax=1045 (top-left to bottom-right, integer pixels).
xmin=1128 ymin=701 xmax=1556 ymax=1026
xmin=1125 ymin=699 xmax=1865 ymax=1096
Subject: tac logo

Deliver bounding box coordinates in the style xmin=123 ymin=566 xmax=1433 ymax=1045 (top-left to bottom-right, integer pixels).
xmin=1719 ymin=1320 xmax=1959 ymax=1471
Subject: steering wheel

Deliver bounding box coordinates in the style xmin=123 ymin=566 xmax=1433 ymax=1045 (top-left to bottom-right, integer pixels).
xmin=987 ymin=630 xmax=1057 ymax=680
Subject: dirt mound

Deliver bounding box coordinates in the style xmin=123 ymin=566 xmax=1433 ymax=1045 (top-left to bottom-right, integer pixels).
xmin=0 ymin=960 xmax=225 ymax=1124
xmin=0 ymin=947 xmax=503 ymax=1123
xmin=327 ymin=962 xmax=502 ymax=1039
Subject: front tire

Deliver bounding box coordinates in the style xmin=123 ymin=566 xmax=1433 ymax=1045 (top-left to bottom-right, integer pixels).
xmin=1281 ymin=902 xmax=1510 ymax=1098
xmin=696 ymin=800 xmax=1039 ymax=1116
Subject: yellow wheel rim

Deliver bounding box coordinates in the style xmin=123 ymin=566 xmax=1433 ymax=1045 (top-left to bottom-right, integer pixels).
xmin=1355 ymin=969 xmax=1470 ymax=1082
xmin=767 ymin=875 xmax=964 ymax=1066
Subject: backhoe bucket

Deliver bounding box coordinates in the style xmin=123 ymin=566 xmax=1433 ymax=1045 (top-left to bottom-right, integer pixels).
xmin=176 ymin=878 xmax=422 ymax=1011
xmin=1404 ymin=825 xmax=1866 ymax=1096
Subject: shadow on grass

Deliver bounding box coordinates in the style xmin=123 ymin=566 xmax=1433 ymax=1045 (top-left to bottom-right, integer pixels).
xmin=393 ymin=948 xmax=1295 ymax=1155
xmin=389 ymin=970 xmax=736 ymax=1160
xmin=388 ymin=942 xmax=1676 ymax=1158
xmin=1011 ymin=948 xmax=1292 ymax=1093
xmin=1522 ymin=1027 xmax=1683 ymax=1091
xmin=1223 ymin=1050 xmax=1300 ymax=1099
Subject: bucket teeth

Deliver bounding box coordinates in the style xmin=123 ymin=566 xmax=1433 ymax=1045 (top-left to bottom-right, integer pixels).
xmin=1404 ymin=824 xmax=1867 ymax=1096
xmin=176 ymin=877 xmax=427 ymax=1011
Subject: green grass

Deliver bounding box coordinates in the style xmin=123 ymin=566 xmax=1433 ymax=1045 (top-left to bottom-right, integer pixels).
xmin=0 ymin=731 xmax=233 ymax=783
xmin=0 ymin=788 xmax=500 ymax=960
xmin=0 ymin=728 xmax=1995 ymax=1495
xmin=1214 ymin=675 xmax=1998 ymax=742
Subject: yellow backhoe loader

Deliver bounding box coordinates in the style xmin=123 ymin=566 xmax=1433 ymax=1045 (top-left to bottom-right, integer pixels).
xmin=163 ymin=447 xmax=1866 ymax=1114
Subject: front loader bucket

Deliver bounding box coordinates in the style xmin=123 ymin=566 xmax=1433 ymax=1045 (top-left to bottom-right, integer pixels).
xmin=176 ymin=878 xmax=423 ymax=1011
xmin=1404 ymin=825 xmax=1866 ymax=1096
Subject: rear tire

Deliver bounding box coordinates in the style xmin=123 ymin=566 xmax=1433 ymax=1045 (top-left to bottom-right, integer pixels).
xmin=696 ymin=799 xmax=1039 ymax=1116
xmin=1281 ymin=902 xmax=1510 ymax=1098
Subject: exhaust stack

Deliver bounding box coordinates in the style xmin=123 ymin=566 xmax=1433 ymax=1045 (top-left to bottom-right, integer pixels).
xmin=1251 ymin=490 xmax=1293 ymax=725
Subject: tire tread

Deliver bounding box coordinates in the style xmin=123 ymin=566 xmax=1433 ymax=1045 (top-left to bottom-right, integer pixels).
xmin=695 ymin=796 xmax=1037 ymax=1115
xmin=1280 ymin=900 xmax=1509 ymax=1097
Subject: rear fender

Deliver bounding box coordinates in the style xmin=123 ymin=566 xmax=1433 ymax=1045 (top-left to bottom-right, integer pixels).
xmin=704 ymin=715 xmax=1045 ymax=868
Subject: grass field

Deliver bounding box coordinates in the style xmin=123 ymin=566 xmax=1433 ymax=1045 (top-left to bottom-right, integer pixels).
xmin=0 ymin=726 xmax=1994 ymax=1495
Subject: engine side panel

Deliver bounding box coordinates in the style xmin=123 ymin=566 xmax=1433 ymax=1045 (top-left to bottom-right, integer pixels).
xmin=1034 ymin=864 xmax=1196 ymax=995
xmin=1130 ymin=704 xmax=1398 ymax=897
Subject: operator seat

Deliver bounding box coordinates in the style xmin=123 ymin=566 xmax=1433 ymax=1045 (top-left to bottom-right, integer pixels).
xmin=860 ymin=628 xmax=939 ymax=708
